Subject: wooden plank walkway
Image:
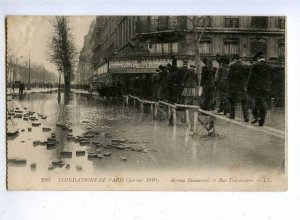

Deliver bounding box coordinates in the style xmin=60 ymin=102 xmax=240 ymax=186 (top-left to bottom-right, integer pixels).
xmin=124 ymin=95 xmax=285 ymax=139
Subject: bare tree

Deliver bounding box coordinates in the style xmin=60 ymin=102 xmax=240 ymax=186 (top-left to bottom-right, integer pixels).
xmin=48 ymin=16 xmax=78 ymax=94
xmin=183 ymin=16 xmax=210 ymax=83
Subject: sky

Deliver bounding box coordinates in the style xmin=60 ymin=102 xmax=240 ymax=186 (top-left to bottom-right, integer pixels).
xmin=7 ymin=16 xmax=95 ymax=74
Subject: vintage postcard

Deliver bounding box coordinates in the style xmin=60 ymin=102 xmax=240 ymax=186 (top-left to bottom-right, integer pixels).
xmin=6 ymin=16 xmax=286 ymax=190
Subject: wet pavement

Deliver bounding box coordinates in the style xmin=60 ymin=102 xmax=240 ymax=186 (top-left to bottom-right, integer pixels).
xmin=7 ymin=92 xmax=285 ymax=184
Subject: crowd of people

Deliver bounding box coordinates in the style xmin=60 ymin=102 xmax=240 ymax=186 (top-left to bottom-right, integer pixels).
xmin=90 ymin=51 xmax=273 ymax=127
xmin=122 ymin=52 xmax=272 ymax=127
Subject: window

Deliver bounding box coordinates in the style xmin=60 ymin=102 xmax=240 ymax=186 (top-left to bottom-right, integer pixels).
xmin=149 ymin=16 xmax=159 ymax=31
xmin=171 ymin=43 xmax=178 ymax=53
xmin=278 ymin=39 xmax=285 ymax=57
xmin=198 ymin=16 xmax=211 ymax=27
xmin=279 ymin=17 xmax=285 ymax=29
xmin=156 ymin=44 xmax=162 ymax=54
xmin=158 ymin=16 xmax=168 ymax=30
xmin=251 ymin=16 xmax=268 ymax=28
xmin=224 ymin=16 xmax=239 ymax=28
xmin=251 ymin=38 xmax=267 ymax=56
xmin=162 ymin=43 xmax=170 ymax=53
xmin=199 ymin=39 xmax=212 ymax=54
xmin=137 ymin=16 xmax=149 ymax=32
xmin=223 ymin=39 xmax=239 ymax=55
xmin=169 ymin=16 xmax=178 ymax=29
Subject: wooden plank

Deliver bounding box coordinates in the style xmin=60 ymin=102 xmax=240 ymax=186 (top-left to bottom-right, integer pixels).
xmin=197 ymin=108 xmax=285 ymax=139
xmin=175 ymin=104 xmax=199 ymax=109
xmin=158 ymin=100 xmax=176 ymax=108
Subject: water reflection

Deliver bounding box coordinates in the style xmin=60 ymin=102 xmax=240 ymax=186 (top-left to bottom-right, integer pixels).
xmin=6 ymin=92 xmax=285 ymax=174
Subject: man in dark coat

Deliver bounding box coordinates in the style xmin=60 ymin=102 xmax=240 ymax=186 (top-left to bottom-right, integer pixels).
xmin=228 ymin=54 xmax=250 ymax=121
xmin=175 ymin=60 xmax=188 ymax=103
xmin=247 ymin=52 xmax=272 ymax=126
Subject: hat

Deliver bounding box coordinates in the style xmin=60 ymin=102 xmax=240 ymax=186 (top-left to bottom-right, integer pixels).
xmin=190 ymin=64 xmax=196 ymax=68
xmin=220 ymin=56 xmax=230 ymax=64
xmin=232 ymin=54 xmax=240 ymax=61
xmin=253 ymin=52 xmax=265 ymax=60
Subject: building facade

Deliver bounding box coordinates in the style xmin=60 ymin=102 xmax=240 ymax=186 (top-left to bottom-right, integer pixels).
xmin=81 ymin=16 xmax=285 ymax=86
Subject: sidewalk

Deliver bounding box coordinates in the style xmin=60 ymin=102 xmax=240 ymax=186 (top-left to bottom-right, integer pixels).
xmin=71 ymin=89 xmax=98 ymax=96
xmin=7 ymin=88 xmax=59 ymax=96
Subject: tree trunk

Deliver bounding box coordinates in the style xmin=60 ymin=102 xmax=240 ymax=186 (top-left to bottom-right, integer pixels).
xmin=64 ymin=71 xmax=71 ymax=94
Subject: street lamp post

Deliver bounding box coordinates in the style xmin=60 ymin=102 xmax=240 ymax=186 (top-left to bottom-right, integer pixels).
xmin=27 ymin=51 xmax=31 ymax=90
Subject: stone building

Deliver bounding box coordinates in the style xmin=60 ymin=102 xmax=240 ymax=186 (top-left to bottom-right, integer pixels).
xmin=84 ymin=16 xmax=285 ymax=86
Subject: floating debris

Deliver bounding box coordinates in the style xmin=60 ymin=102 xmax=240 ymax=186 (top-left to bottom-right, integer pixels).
xmin=15 ymin=158 xmax=27 ymax=164
xmin=88 ymin=153 xmax=98 ymax=159
xmin=52 ymin=159 xmax=63 ymax=165
xmin=104 ymin=152 xmax=111 ymax=157
xmin=97 ymin=154 xmax=104 ymax=159
xmin=120 ymin=157 xmax=127 ymax=161
xmin=8 ymin=158 xmax=17 ymax=163
xmin=56 ymin=123 xmax=64 ymax=127
xmin=48 ymin=164 xmax=55 ymax=170
xmin=42 ymin=127 xmax=51 ymax=132
xmin=40 ymin=141 xmax=47 ymax=146
xmin=7 ymin=128 xmax=19 ymax=136
xmin=46 ymin=142 xmax=56 ymax=149
xmin=32 ymin=122 xmax=41 ymax=127
xmin=41 ymin=116 xmax=47 ymax=119
xmin=82 ymin=121 xmax=89 ymax=123
xmin=79 ymin=140 xmax=90 ymax=145
xmin=62 ymin=164 xmax=70 ymax=169
xmin=33 ymin=140 xmax=41 ymax=146
xmin=76 ymin=165 xmax=83 ymax=171
xmin=30 ymin=163 xmax=37 ymax=169
xmin=76 ymin=151 xmax=86 ymax=157
xmin=47 ymin=137 xmax=56 ymax=142
xmin=115 ymin=145 xmax=127 ymax=150
xmin=60 ymin=151 xmax=72 ymax=158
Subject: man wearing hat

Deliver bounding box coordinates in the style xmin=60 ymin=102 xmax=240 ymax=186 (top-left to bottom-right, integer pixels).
xmin=175 ymin=60 xmax=188 ymax=103
xmin=247 ymin=52 xmax=272 ymax=126
xmin=228 ymin=54 xmax=250 ymax=121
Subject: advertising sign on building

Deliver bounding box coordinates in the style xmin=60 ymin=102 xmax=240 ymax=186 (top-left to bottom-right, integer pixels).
xmin=109 ymin=59 xmax=173 ymax=73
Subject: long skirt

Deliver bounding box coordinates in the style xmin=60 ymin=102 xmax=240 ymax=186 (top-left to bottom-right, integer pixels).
xmin=181 ymin=87 xmax=198 ymax=97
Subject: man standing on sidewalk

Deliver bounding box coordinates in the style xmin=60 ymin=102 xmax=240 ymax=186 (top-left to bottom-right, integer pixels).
xmin=228 ymin=54 xmax=250 ymax=122
xmin=247 ymin=52 xmax=272 ymax=126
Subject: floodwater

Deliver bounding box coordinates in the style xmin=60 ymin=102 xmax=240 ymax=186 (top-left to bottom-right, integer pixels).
xmin=6 ymin=92 xmax=285 ymax=189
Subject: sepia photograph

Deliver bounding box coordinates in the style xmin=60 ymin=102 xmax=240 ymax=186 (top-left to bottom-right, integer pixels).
xmin=6 ymin=15 xmax=286 ymax=191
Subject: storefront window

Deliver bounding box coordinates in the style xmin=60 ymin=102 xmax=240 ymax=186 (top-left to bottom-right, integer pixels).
xmin=199 ymin=41 xmax=211 ymax=54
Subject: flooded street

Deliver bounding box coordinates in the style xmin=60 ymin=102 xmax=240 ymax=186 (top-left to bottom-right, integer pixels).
xmin=7 ymin=92 xmax=285 ymax=189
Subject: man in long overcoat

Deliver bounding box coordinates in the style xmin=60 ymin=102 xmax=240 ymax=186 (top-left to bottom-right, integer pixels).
xmin=247 ymin=52 xmax=272 ymax=126
xmin=228 ymin=54 xmax=250 ymax=121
